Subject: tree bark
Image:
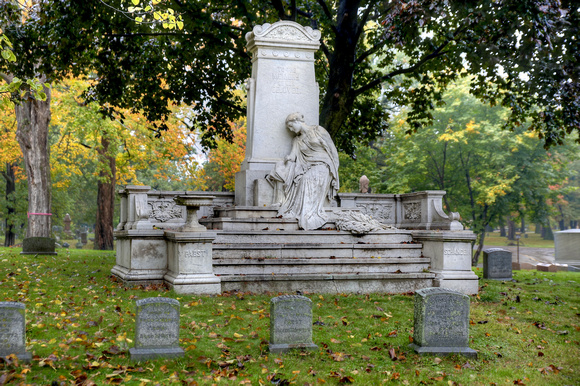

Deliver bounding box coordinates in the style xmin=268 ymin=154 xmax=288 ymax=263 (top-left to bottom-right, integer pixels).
xmin=3 ymin=162 xmax=17 ymax=246
xmin=320 ymin=0 xmax=361 ymax=139
xmin=507 ymin=219 xmax=516 ymax=241
xmin=94 ymin=135 xmax=116 ymax=250
xmin=14 ymin=82 xmax=52 ymax=238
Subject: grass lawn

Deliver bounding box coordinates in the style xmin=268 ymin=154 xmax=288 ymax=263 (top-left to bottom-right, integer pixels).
xmin=0 ymin=247 xmax=578 ymax=385
xmin=484 ymin=232 xmax=555 ymax=249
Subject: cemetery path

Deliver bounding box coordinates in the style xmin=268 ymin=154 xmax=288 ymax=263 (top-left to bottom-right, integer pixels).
xmin=482 ymin=245 xmax=555 ymax=266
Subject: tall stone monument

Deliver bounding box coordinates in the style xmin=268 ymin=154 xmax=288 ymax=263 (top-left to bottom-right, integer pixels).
xmin=235 ymin=21 xmax=321 ymax=206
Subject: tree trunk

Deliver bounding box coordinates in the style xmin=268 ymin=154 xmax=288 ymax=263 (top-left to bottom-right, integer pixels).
xmin=94 ymin=136 xmax=116 ymax=250
xmin=3 ymin=162 xmax=17 ymax=246
xmin=320 ymin=0 xmax=361 ymax=142
xmin=472 ymin=231 xmax=486 ymax=267
xmin=499 ymin=218 xmax=506 ymax=237
xmin=14 ymin=83 xmax=52 ymax=238
xmin=520 ymin=216 xmax=525 ymax=234
xmin=535 ymin=223 xmax=542 ymax=234
xmin=507 ymin=219 xmax=516 ymax=240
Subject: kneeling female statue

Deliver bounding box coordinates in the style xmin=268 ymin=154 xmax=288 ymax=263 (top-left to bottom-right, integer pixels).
xmin=267 ymin=113 xmax=339 ymax=230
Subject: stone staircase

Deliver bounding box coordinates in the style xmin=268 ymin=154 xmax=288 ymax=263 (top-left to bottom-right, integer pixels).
xmin=201 ymin=207 xmax=436 ymax=293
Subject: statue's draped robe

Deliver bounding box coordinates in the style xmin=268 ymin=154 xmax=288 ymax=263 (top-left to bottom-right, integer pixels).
xmin=268 ymin=125 xmax=339 ymax=230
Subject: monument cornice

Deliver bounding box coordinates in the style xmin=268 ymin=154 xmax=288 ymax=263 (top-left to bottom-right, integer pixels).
xmin=246 ymin=21 xmax=321 ymax=53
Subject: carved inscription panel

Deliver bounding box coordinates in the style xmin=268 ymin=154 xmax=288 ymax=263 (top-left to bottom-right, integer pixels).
xmin=271 ymin=66 xmax=305 ymax=95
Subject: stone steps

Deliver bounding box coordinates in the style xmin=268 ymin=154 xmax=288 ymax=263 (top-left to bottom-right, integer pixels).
xmin=212 ymin=243 xmax=422 ymax=259
xmin=214 ymin=257 xmax=430 ymax=275
xmin=219 ymin=272 xmax=436 ymax=294
xmin=211 ymin=230 xmax=415 ymax=244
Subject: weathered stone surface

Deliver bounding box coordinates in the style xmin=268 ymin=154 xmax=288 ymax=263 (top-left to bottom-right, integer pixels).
xmin=270 ymin=295 xmax=317 ymax=353
xmin=236 ymin=21 xmax=321 ymax=206
xmin=164 ymin=231 xmax=221 ymax=295
xmin=483 ymin=248 xmax=512 ymax=280
xmin=130 ymin=298 xmax=184 ymax=361
xmin=555 ymin=229 xmax=580 ymax=269
xmin=0 ymin=302 xmax=31 ymax=362
xmin=21 ymin=237 xmax=56 ymax=255
xmin=410 ymin=288 xmax=477 ymax=358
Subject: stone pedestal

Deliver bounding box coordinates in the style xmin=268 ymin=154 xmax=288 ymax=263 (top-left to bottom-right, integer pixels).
xmin=164 ymin=231 xmax=221 ymax=294
xmin=236 ymin=21 xmax=321 ymax=206
xmin=112 ymin=230 xmax=168 ymax=285
xmin=413 ymin=231 xmax=479 ymax=295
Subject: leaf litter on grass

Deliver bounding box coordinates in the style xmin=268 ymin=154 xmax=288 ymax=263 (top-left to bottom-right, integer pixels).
xmin=0 ymin=247 xmax=578 ymax=384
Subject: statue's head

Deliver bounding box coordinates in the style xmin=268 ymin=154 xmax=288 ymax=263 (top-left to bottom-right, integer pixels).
xmin=285 ymin=112 xmax=305 ymax=126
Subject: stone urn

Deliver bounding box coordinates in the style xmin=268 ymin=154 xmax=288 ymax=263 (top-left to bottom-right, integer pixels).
xmin=174 ymin=195 xmax=215 ymax=232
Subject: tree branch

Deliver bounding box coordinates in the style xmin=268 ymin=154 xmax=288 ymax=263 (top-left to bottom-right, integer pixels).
xmin=0 ymin=72 xmax=13 ymax=83
xmin=270 ymin=0 xmax=288 ymax=20
xmin=353 ymin=43 xmax=450 ymax=96
xmin=316 ymin=0 xmax=338 ymax=34
xmin=354 ymin=4 xmax=374 ymax=43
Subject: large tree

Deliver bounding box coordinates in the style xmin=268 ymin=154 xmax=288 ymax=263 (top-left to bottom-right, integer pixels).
xmin=11 ymin=0 xmax=574 ymax=155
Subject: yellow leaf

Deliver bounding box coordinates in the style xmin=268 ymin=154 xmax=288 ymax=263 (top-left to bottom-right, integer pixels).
xmin=131 ymin=0 xmax=139 ymax=5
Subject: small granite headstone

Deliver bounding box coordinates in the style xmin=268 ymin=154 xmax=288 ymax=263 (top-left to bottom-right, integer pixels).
xmin=130 ymin=297 xmax=184 ymax=361
xmin=409 ymin=288 xmax=477 ymax=358
xmin=80 ymin=231 xmax=88 ymax=245
xmin=20 ymin=237 xmax=57 ymax=255
xmin=483 ymin=248 xmax=512 ymax=280
xmin=0 ymin=302 xmax=31 ymax=362
xmin=269 ymin=295 xmax=317 ymax=353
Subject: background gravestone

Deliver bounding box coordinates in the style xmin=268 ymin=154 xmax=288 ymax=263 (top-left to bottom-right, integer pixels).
xmin=130 ymin=297 xmax=184 ymax=360
xmin=269 ymin=295 xmax=317 ymax=353
xmin=0 ymin=302 xmax=32 ymax=362
xmin=483 ymin=248 xmax=512 ymax=280
xmin=80 ymin=231 xmax=88 ymax=245
xmin=20 ymin=237 xmax=57 ymax=255
xmin=409 ymin=288 xmax=477 ymax=358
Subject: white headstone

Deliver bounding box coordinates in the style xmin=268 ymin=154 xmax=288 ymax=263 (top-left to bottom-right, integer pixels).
xmin=555 ymin=229 xmax=580 ymax=270
xmin=236 ymin=21 xmax=321 ymax=206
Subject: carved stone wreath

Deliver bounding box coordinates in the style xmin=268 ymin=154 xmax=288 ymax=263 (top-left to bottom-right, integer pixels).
xmin=356 ymin=203 xmax=393 ymax=222
xmin=403 ymin=202 xmax=421 ymax=221
xmin=148 ymin=201 xmax=183 ymax=222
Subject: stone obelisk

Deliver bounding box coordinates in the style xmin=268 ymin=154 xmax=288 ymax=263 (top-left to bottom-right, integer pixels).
xmin=235 ymin=21 xmax=321 ymax=206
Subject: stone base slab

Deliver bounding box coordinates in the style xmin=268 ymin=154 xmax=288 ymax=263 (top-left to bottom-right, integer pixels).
xmin=111 ymin=265 xmax=167 ymax=284
xmin=409 ymin=344 xmax=477 ymax=358
xmin=269 ymin=342 xmax=318 ymax=354
xmin=1 ymin=352 xmax=32 ymax=363
xmin=129 ymin=347 xmax=184 ymax=361
xmin=221 ymin=273 xmax=435 ymax=294
xmin=164 ymin=272 xmax=221 ymax=295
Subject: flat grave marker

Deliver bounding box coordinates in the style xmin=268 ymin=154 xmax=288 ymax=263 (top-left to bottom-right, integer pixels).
xmin=130 ymin=297 xmax=184 ymax=361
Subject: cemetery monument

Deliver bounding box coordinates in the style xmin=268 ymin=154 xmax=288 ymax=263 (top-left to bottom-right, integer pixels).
xmin=113 ymin=20 xmax=479 ymax=296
